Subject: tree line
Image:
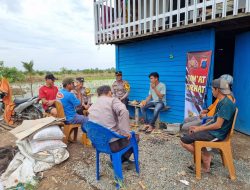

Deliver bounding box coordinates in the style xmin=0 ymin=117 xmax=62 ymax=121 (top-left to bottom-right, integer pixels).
xmin=0 ymin=61 xmax=115 ymax=83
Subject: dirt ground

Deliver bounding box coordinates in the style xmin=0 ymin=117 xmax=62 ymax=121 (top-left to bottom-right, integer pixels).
xmin=0 ymin=127 xmax=249 ymax=190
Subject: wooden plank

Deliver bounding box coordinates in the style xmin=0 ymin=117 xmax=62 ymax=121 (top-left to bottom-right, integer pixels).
xmin=128 ymin=0 xmax=131 ymax=36
xmin=110 ymin=0 xmax=113 ymax=40
xmin=185 ymin=0 xmax=188 ymax=25
xmin=101 ymin=0 xmax=105 ymax=42
xmin=163 ymin=0 xmax=166 ymax=30
xmin=150 ymin=0 xmax=153 ymax=32
xmin=94 ymin=1 xmax=98 ymax=44
xmin=133 ymin=0 xmax=136 ymax=35
xmin=114 ymin=0 xmax=117 ymax=39
xmin=193 ymin=0 xmax=197 ymax=24
xmin=247 ymin=0 xmax=250 ymax=13
xmin=222 ymin=0 xmax=228 ymax=17
xmin=234 ymin=0 xmax=239 ymax=15
xmin=138 ymin=0 xmax=142 ymax=34
xmin=202 ymin=0 xmax=206 ymax=21
xmin=170 ymin=0 xmax=173 ymax=28
xmin=212 ymin=0 xmax=216 ymax=19
xmin=177 ymin=0 xmax=181 ymax=27
xmin=105 ymin=0 xmax=109 ymax=40
xmin=123 ymin=0 xmax=126 ymax=37
xmin=118 ymin=0 xmax=122 ymax=38
xmin=144 ymin=0 xmax=147 ymax=33
xmin=156 ymin=0 xmax=159 ymax=31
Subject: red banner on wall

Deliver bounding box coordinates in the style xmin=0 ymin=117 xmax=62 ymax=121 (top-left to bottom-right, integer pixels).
xmin=184 ymin=51 xmax=212 ymax=119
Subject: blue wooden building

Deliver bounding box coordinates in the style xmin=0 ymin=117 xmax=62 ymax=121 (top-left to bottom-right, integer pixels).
xmin=93 ymin=0 xmax=250 ymax=135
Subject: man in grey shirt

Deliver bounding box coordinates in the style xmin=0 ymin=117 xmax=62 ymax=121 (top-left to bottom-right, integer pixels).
xmin=88 ymin=85 xmax=138 ymax=162
xmin=140 ymin=72 xmax=166 ymax=133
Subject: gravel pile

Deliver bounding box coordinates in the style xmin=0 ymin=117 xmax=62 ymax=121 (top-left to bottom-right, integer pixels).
xmin=72 ymin=130 xmax=250 ymax=190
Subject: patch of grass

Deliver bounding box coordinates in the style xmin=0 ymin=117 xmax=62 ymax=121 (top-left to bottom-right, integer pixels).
xmin=7 ymin=180 xmax=38 ymax=190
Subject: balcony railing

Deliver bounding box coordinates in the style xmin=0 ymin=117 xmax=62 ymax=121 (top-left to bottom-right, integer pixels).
xmin=94 ymin=0 xmax=250 ymax=44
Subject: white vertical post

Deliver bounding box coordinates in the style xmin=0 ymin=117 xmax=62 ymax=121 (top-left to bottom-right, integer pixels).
xmin=101 ymin=1 xmax=105 ymax=42
xmin=105 ymin=0 xmax=109 ymax=41
xmin=202 ymin=0 xmax=206 ymax=21
xmin=110 ymin=0 xmax=113 ymax=40
xmin=118 ymin=0 xmax=121 ymax=38
xmin=97 ymin=2 xmax=102 ymax=43
xmin=94 ymin=1 xmax=98 ymax=44
xmin=138 ymin=0 xmax=141 ymax=34
xmin=156 ymin=0 xmax=159 ymax=31
xmin=123 ymin=0 xmax=126 ymax=37
xmin=177 ymin=0 xmax=180 ymax=27
xmin=150 ymin=0 xmax=153 ymax=32
xmin=163 ymin=0 xmax=166 ymax=30
xmin=185 ymin=0 xmax=188 ymax=25
xmin=222 ymin=0 xmax=227 ymax=17
xmin=133 ymin=0 xmax=136 ymax=35
xmin=193 ymin=0 xmax=197 ymax=24
xmin=246 ymin=0 xmax=250 ymax=13
xmin=128 ymin=0 xmax=131 ymax=36
xmin=144 ymin=0 xmax=147 ymax=33
xmin=212 ymin=0 xmax=216 ymax=19
xmin=170 ymin=0 xmax=173 ymax=28
xmin=114 ymin=0 xmax=117 ymax=39
xmin=234 ymin=0 xmax=239 ymax=15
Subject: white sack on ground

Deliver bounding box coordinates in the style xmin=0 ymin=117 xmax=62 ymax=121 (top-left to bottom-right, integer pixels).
xmin=29 ymin=139 xmax=67 ymax=154
xmin=1 ymin=139 xmax=69 ymax=188
xmin=1 ymin=152 xmax=35 ymax=188
xmin=31 ymin=125 xmax=64 ymax=141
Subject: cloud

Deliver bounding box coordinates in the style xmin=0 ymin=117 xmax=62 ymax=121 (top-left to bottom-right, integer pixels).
xmin=0 ymin=0 xmax=115 ymax=71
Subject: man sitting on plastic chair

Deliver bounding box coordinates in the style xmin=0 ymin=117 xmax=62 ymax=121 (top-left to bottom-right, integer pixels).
xmin=180 ymin=78 xmax=236 ymax=173
xmin=181 ymin=74 xmax=235 ymax=132
xmin=88 ymin=85 xmax=139 ymax=165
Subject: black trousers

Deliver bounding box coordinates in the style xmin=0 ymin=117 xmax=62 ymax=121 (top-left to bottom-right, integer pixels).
xmin=109 ymin=134 xmax=139 ymax=161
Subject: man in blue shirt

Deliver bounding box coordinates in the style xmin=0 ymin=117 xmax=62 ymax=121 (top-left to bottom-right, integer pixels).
xmin=140 ymin=72 xmax=166 ymax=133
xmin=180 ymin=78 xmax=236 ymax=173
xmin=56 ymin=78 xmax=88 ymax=132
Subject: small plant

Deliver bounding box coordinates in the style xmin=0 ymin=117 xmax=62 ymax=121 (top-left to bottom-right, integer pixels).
xmin=115 ymin=178 xmax=127 ymax=190
xmin=7 ymin=180 xmax=38 ymax=190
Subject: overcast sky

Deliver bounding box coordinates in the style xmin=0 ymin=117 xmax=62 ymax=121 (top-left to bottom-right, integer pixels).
xmin=0 ymin=0 xmax=115 ymax=71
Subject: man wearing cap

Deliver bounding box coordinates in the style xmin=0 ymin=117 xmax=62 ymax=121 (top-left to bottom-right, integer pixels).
xmin=181 ymin=74 xmax=235 ymax=132
xmin=112 ymin=71 xmax=130 ymax=105
xmin=56 ymin=78 xmax=88 ymax=131
xmin=72 ymin=77 xmax=91 ymax=115
xmin=180 ymin=78 xmax=236 ymax=173
xmin=39 ymin=73 xmax=58 ymax=116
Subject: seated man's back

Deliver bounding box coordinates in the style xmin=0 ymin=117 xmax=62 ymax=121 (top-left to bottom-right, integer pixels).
xmin=88 ymin=93 xmax=130 ymax=136
xmin=88 ymin=85 xmax=136 ymax=163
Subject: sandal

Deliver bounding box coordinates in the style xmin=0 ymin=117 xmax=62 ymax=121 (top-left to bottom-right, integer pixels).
xmin=187 ymin=165 xmax=211 ymax=174
xmin=145 ymin=126 xmax=154 ymax=134
xmin=139 ymin=125 xmax=150 ymax=132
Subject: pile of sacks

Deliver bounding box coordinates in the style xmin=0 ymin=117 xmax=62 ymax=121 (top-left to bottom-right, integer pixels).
xmin=0 ymin=117 xmax=69 ymax=189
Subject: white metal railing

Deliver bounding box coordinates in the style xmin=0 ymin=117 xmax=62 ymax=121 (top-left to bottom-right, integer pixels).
xmin=94 ymin=0 xmax=250 ymax=44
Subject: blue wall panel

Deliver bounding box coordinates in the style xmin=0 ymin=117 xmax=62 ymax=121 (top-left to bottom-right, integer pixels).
xmin=116 ymin=29 xmax=215 ymax=123
xmin=233 ymin=31 xmax=250 ymax=135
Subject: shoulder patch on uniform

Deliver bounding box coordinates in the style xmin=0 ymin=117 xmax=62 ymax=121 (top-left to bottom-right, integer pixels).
xmin=56 ymin=92 xmax=64 ymax=99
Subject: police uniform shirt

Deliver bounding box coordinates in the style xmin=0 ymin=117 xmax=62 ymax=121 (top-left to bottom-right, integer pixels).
xmin=112 ymin=80 xmax=130 ymax=99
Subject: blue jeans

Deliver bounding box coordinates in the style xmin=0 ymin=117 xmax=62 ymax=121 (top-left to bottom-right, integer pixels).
xmin=140 ymin=101 xmax=164 ymax=128
xmin=66 ymin=114 xmax=88 ymax=133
